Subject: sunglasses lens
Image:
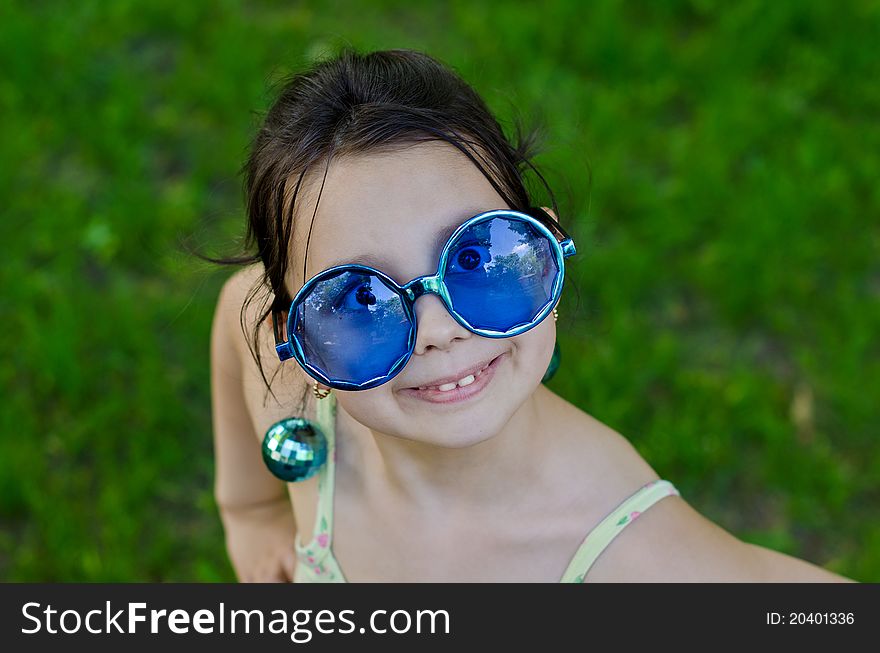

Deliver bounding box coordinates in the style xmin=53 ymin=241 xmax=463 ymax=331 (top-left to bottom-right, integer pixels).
xmin=443 ymin=215 xmax=559 ymax=332
xmin=293 ymin=270 xmax=411 ymax=386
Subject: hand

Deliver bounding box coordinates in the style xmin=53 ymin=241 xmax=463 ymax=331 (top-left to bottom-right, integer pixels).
xmin=219 ymin=495 xmax=299 ymax=582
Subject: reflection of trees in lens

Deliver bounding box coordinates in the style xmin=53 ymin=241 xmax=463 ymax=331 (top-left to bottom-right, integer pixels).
xmin=366 ymin=295 xmax=401 ymax=324
xmin=480 ymin=217 xmax=545 ymax=281
xmin=502 ymin=218 xmax=556 ymax=292
xmin=466 ymin=221 xmax=493 ymax=243
xmin=302 ymin=271 xmax=350 ymax=315
xmin=319 ymin=271 xmax=373 ymax=314
xmin=506 ymin=216 xmax=536 ymax=243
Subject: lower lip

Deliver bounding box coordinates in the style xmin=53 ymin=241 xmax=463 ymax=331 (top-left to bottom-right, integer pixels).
xmin=399 ymin=353 xmax=506 ymax=405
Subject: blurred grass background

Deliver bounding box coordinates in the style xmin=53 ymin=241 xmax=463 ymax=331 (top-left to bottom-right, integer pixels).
xmin=1 ymin=0 xmax=877 ymax=581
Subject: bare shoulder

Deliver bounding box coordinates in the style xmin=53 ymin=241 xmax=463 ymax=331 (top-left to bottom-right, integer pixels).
xmin=215 ymin=262 xmax=314 ymax=422
xmin=583 ymin=490 xmax=856 ymax=583
xmin=540 ymin=388 xmax=855 ymax=583
xmin=215 ymin=263 xmax=268 ymax=355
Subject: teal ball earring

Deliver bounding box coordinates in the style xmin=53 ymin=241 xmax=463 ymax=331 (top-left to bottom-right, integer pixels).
xmin=261 ymin=415 xmax=328 ymax=482
xmin=541 ymin=308 xmax=561 ymax=383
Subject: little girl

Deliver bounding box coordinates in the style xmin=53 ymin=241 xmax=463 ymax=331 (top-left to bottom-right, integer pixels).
xmin=208 ymin=47 xmax=853 ymax=583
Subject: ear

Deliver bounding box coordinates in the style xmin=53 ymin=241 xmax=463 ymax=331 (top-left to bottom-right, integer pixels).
xmin=540 ymin=206 xmax=559 ymax=221
xmin=265 ymin=309 xmax=290 ymax=334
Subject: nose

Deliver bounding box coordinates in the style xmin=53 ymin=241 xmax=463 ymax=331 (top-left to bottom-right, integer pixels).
xmin=411 ymin=293 xmax=471 ymax=356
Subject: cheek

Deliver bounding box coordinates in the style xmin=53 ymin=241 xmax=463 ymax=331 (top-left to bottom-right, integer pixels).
xmin=334 ymin=391 xmax=396 ymax=430
xmin=507 ymin=320 xmax=557 ymax=379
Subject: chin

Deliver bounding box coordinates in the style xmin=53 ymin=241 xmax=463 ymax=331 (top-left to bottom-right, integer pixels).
xmin=408 ymin=426 xmax=499 ymax=450
xmin=406 ymin=401 xmax=513 ymax=448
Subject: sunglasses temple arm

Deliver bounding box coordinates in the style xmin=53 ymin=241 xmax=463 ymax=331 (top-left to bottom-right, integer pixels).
xmin=529 ymin=206 xmax=577 ymax=258
xmin=272 ymin=309 xmax=296 ymax=361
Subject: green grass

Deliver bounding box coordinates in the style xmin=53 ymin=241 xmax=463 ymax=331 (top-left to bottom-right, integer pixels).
xmin=1 ymin=0 xmax=877 ymax=581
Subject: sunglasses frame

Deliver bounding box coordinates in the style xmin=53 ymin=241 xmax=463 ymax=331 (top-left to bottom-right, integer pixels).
xmin=273 ymin=207 xmax=577 ymax=391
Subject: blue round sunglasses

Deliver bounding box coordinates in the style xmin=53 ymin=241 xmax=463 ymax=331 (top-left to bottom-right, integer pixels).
xmin=273 ymin=207 xmax=577 ymax=391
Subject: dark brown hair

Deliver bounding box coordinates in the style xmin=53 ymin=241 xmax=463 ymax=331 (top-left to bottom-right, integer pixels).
xmin=193 ymin=45 xmax=582 ymax=413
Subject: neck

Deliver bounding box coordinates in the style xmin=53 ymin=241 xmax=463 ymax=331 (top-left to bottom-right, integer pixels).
xmin=338 ymin=385 xmax=555 ymax=513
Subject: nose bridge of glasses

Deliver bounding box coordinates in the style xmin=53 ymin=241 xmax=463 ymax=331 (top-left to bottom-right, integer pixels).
xmin=401 ymin=274 xmax=444 ymax=303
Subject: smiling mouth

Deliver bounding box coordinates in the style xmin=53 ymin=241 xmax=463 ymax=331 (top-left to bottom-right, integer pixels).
xmin=399 ymin=353 xmax=506 ymax=404
xmin=412 ymin=358 xmax=496 ymax=392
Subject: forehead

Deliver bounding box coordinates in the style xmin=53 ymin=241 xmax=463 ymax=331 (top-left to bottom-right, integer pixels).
xmin=288 ymin=141 xmax=508 ymax=287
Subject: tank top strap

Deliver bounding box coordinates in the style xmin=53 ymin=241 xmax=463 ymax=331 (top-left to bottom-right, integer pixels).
xmin=293 ymin=392 xmax=338 ymax=562
xmin=315 ymin=392 xmax=338 ymax=539
xmin=558 ymin=479 xmax=681 ymax=583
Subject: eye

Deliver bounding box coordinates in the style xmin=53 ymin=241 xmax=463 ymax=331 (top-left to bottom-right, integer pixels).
xmin=448 ymin=242 xmax=491 ymax=274
xmin=337 ymin=280 xmax=376 ymax=312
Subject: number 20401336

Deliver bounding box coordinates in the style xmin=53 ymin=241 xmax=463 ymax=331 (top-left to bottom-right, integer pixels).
xmin=767 ymin=612 xmax=854 ymax=625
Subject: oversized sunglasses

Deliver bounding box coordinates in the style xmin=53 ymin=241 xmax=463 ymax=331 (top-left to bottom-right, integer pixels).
xmin=273 ymin=207 xmax=577 ymax=391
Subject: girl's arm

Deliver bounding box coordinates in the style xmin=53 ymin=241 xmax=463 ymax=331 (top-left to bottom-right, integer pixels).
xmin=659 ymin=503 xmax=858 ymax=582
xmin=745 ymin=542 xmax=857 ymax=583
xmin=584 ymin=495 xmax=857 ymax=582
xmin=210 ymin=271 xmax=298 ymax=581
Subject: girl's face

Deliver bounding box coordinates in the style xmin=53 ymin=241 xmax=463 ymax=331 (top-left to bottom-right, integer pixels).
xmin=285 ymin=141 xmax=558 ymax=448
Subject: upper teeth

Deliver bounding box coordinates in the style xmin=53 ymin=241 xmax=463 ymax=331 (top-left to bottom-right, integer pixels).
xmin=419 ymin=363 xmax=490 ymax=392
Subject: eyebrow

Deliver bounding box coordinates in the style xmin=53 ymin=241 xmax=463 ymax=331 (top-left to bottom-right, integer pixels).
xmin=321 ymin=208 xmax=489 ymax=273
